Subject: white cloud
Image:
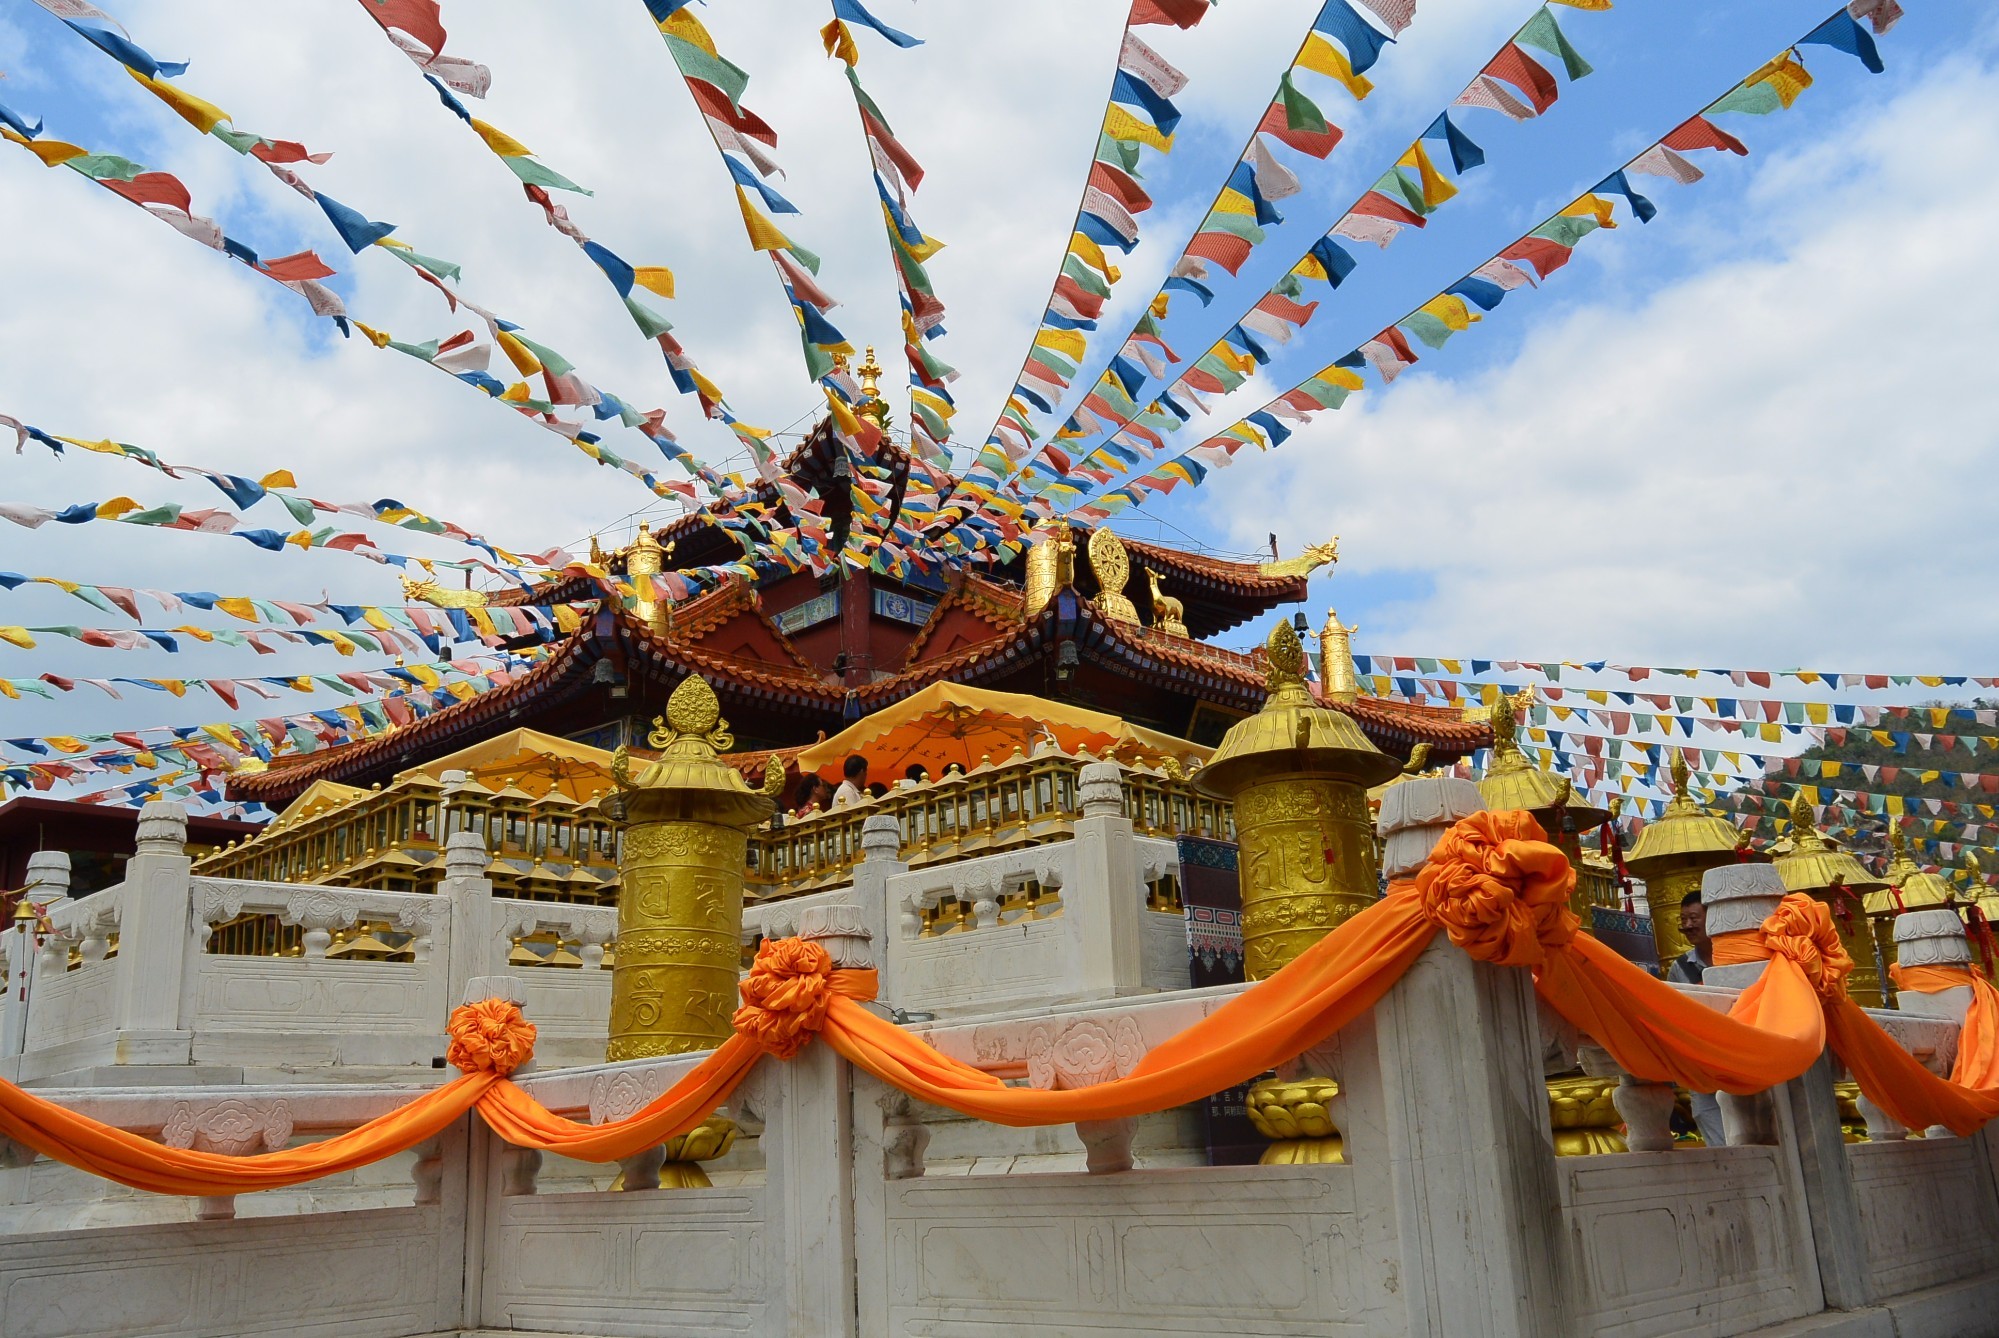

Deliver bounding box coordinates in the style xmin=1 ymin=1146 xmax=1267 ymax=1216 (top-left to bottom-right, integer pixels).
xmin=1209 ymin=52 xmax=1999 ymax=673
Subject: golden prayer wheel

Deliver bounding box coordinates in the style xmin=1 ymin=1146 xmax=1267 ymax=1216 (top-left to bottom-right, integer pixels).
xmin=1772 ymin=794 xmax=1888 ymax=1008
xmin=1194 ymin=620 xmax=1400 ymax=979
xmin=607 ymin=674 xmax=776 ymax=1062
xmin=1624 ymin=753 xmax=1753 ymax=968
xmin=1476 ymin=690 xmax=1611 ymax=921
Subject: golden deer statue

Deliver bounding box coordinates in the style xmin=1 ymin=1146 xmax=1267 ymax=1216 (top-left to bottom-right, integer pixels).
xmin=1146 ymin=568 xmax=1189 ymax=637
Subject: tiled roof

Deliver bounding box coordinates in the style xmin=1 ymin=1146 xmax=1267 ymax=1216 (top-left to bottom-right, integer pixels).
xmin=1121 ymin=536 xmax=1310 ymax=600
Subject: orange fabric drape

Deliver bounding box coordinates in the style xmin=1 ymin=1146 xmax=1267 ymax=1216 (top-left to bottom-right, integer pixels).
xmin=471 ymin=1035 xmax=765 ymax=1160
xmin=1888 ymin=963 xmax=1975 ymax=994
xmin=0 ymin=1072 xmax=495 ymax=1198
xmin=1710 ymin=928 xmax=1763 ymax=965
xmin=1534 ymin=932 xmax=1825 ymax=1095
xmin=815 ymin=890 xmax=1439 ymax=1126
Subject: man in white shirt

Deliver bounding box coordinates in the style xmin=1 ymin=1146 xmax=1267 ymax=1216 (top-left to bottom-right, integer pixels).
xmin=832 ymin=754 xmax=869 ymax=807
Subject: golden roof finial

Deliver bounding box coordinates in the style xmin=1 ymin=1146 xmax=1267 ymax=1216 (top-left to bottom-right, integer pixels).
xmin=1670 ymin=750 xmax=1689 ymax=801
xmin=855 ymin=345 xmax=890 ymax=428
xmin=1787 ymin=791 xmax=1829 ymax=852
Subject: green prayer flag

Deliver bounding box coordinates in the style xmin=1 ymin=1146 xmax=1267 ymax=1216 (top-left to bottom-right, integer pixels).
xmin=1279 ymin=73 xmax=1328 ymax=134
xmin=501 ymin=155 xmax=591 ymax=196
xmin=664 ymin=37 xmax=750 ymax=110
xmin=1517 ymin=8 xmax=1592 ymax=80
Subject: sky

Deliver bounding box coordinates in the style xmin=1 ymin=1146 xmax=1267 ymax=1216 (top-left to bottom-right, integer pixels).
xmin=0 ymin=0 xmax=1993 ymax=807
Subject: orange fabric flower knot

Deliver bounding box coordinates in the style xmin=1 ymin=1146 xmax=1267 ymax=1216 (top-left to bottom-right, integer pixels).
xmin=1759 ymin=893 xmax=1853 ymax=1002
xmin=734 ymin=937 xmax=836 ymax=1059
xmin=1415 ymin=810 xmax=1579 ymax=968
xmin=446 ymin=998 xmax=537 ymax=1076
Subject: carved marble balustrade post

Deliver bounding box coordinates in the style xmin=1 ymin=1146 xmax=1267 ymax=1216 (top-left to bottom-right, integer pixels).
xmin=112 ymin=801 xmax=194 ymax=1039
xmin=605 ymin=674 xmax=775 ymax=1063
xmin=1701 ymin=863 xmax=1788 ymax=1146
xmin=849 ymin=814 xmax=906 ymax=984
xmin=2 ymin=853 xmax=63 ymax=1057
xmin=1892 ymin=908 xmax=1976 ymax=1024
xmin=1064 ymin=762 xmax=1144 ymax=1000
xmin=441 ymin=830 xmax=498 ymax=1009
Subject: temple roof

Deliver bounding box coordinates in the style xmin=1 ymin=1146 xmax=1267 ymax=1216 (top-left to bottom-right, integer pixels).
xmin=232 ymin=560 xmax=1485 ymax=806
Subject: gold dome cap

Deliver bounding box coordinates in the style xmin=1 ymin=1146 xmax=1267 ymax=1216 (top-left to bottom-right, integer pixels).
xmin=1773 ymin=793 xmax=1885 ymax=895
xmin=1193 ymin=620 xmax=1400 ymax=798
xmin=1475 ymin=691 xmax=1610 ymax=828
xmin=611 ymin=674 xmax=778 ymax=828
xmin=1626 ymin=753 xmax=1746 ymax=871
xmin=1868 ymin=829 xmax=1953 ymax=914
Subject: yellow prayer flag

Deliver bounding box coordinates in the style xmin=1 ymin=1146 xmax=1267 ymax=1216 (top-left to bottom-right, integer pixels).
xmin=1211 ymin=189 xmax=1258 ymax=219
xmin=1418 ymin=295 xmax=1478 ymax=332
xmin=1035 ymin=328 xmax=1087 ymax=360
xmin=1150 ymin=294 xmax=1171 ymax=319
xmin=632 ymin=266 xmax=676 ymax=299
xmin=660 ymin=10 xmax=717 ymax=52
xmin=153 ymin=679 xmax=189 ymax=697
xmin=820 ymin=17 xmax=858 ymax=65
xmin=97 ymin=497 xmax=143 ymax=519
xmin=56 ymin=435 xmax=121 ymax=456
xmin=1295 ymin=34 xmax=1373 ymax=101
xmin=1214 ymin=343 xmax=1258 ymax=375
xmin=1548 ymin=0 xmax=1613 ymax=8
xmin=735 ymin=187 xmax=795 ymax=252
xmin=554 ymin=606 xmax=583 ymax=635
xmin=500 ymin=381 xmax=534 ymax=404
xmin=0 ymin=627 xmax=33 ymax=650
xmin=1102 ymin=105 xmax=1172 ymax=152
xmin=20 ymin=136 xmax=87 ymax=167
xmin=133 ymin=749 xmax=157 ymax=767
xmin=1807 ymin=703 xmax=1828 ymax=725
xmin=285 ymin=531 xmax=314 ymax=551
xmin=0 ymin=681 xmax=17 ymax=700
xmin=170 ymin=625 xmax=214 ymax=642
xmin=47 ymin=736 xmax=88 ymax=754
xmin=1069 ymin=233 xmax=1118 ymax=283
xmin=214 ymin=597 xmax=259 ymax=623
xmin=259 ymin=469 xmax=298 ymax=489
xmin=1313 ymin=364 xmax=1366 ymax=391
xmin=1747 ymin=54 xmax=1813 ymax=108
xmin=495 ymin=330 xmax=542 ymax=376
xmin=690 ymin=369 xmax=726 ymax=404
xmin=447 ymin=681 xmax=478 ymax=702
xmin=470 ymin=119 xmax=532 ymax=158
xmin=128 ymin=68 xmax=228 ymax=134
xmin=1917 ymin=676 xmax=1944 ymax=687
xmin=1397 ymin=140 xmax=1458 ymax=209
xmin=355 ymin=322 xmax=394 ymax=349
xmin=1563 ymin=194 xmax=1617 ymax=228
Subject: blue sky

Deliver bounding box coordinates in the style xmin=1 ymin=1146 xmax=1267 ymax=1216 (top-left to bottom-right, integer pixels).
xmin=0 ymin=0 xmax=1994 ymax=811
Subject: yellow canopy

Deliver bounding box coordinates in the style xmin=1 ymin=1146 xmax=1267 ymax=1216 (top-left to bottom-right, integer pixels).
xmin=400 ymin=728 xmax=616 ymax=803
xmin=793 ymin=683 xmax=1208 ymax=782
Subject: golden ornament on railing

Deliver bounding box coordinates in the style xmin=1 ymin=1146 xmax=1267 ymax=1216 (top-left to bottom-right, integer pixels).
xmin=1023 ymin=522 xmax=1075 ymax=620
xmin=1625 ymin=752 xmax=1752 ymax=966
xmin=1772 ymin=793 xmax=1887 ymax=1007
xmin=1194 ymin=620 xmax=1398 ymax=979
xmin=607 ymin=674 xmax=775 ymax=1062
xmin=1547 ymin=1075 xmax=1626 ymax=1156
xmin=1246 ymin=1076 xmax=1343 ymax=1164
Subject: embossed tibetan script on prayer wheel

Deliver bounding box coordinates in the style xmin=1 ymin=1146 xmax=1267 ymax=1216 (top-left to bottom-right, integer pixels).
xmin=1193 ymin=621 xmax=1400 ymax=979
xmin=606 ymin=674 xmax=776 ymax=1061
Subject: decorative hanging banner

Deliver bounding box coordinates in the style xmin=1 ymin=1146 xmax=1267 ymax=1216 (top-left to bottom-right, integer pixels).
xmin=642 ymin=1 xmax=856 ymax=394
xmin=1063 ymin=4 xmax=1895 ymax=522
xmin=344 ymin=0 xmax=755 ymax=445
xmin=822 ymin=0 xmax=958 ymax=472
xmin=951 ymin=0 xmax=1215 ymax=516
xmin=1355 ymin=652 xmax=1993 ymax=693
xmin=16 ymin=0 xmax=778 ymax=528
xmin=1026 ymin=1 xmax=1614 ymax=502
xmin=8 ymin=417 xmax=562 ymax=572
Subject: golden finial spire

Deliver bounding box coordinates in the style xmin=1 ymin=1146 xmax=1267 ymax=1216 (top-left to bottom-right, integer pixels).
xmin=856 ymin=345 xmax=890 ymax=427
xmin=1670 ymin=750 xmax=1689 ymax=800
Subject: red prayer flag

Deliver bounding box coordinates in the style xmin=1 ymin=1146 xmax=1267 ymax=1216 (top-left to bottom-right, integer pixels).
xmin=1129 ymin=0 xmax=1210 ymax=28
xmin=1499 ymin=236 xmax=1573 ymax=278
xmin=1350 ymin=191 xmax=1426 ymax=228
xmin=1183 ymin=230 xmax=1253 ymax=275
xmin=1257 ymin=101 xmax=1342 ymax=159
xmin=688 ymin=79 xmax=778 ymax=146
xmin=1663 ymin=115 xmax=1749 ymax=156
xmin=103 ymin=172 xmax=193 ymax=214
xmin=1088 ymin=160 xmax=1153 ymax=214
xmin=260 ymin=250 xmax=338 ymax=282
xmin=1482 ymin=45 xmax=1559 ymax=115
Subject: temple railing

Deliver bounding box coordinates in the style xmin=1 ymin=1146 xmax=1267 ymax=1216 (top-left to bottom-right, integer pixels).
xmin=747 ymin=747 xmax=1232 ymax=899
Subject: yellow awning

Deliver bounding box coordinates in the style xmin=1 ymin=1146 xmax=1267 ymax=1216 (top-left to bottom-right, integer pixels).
xmin=397 ymin=728 xmax=615 ymax=802
xmin=793 ymin=683 xmax=1208 ymax=781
